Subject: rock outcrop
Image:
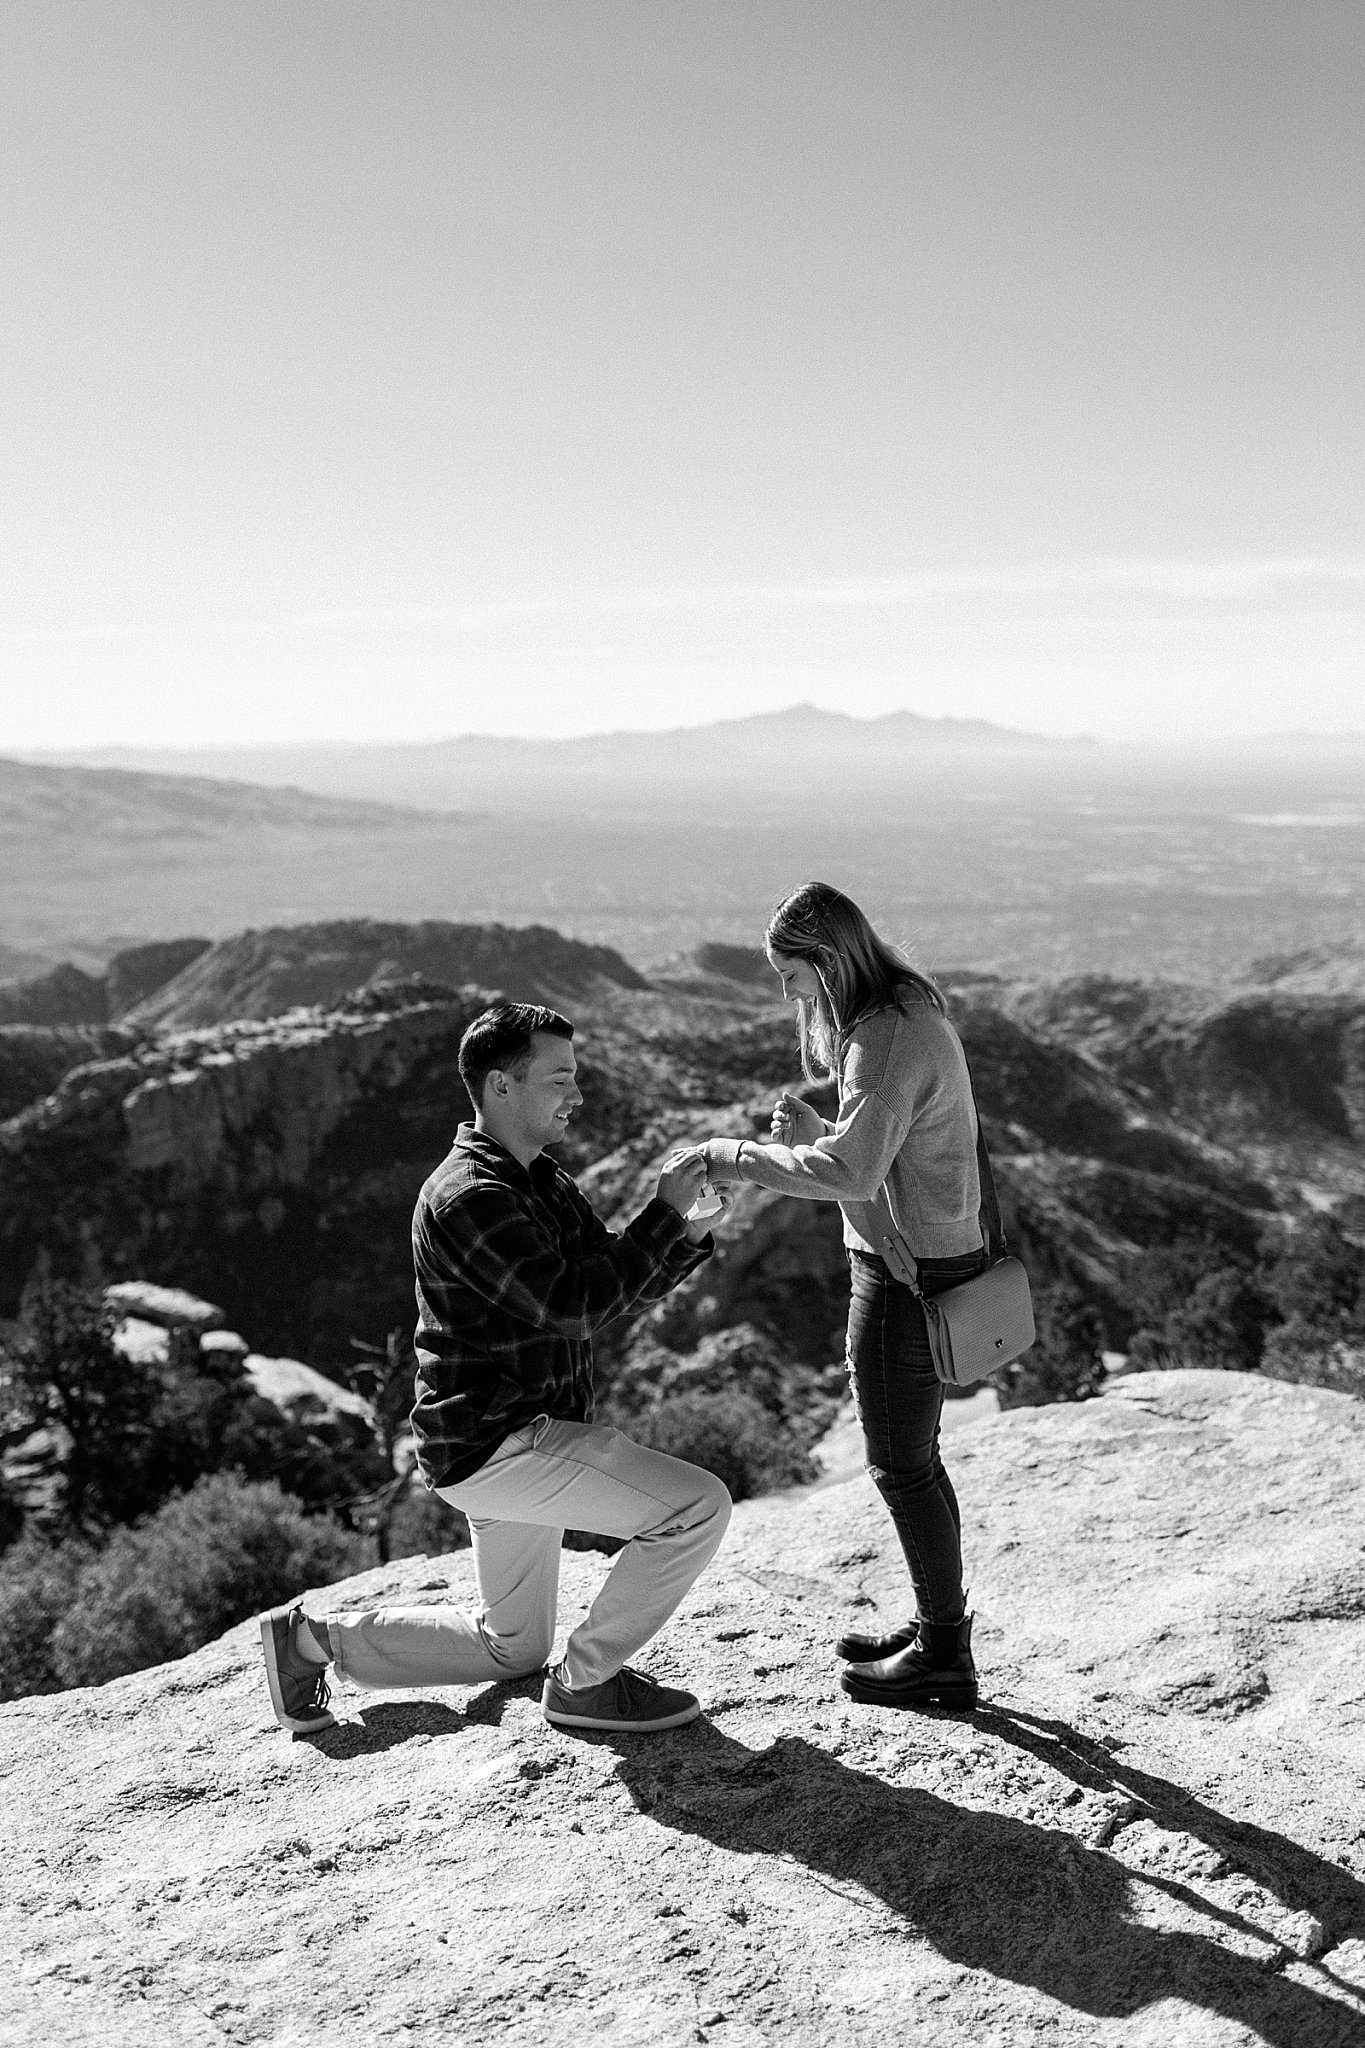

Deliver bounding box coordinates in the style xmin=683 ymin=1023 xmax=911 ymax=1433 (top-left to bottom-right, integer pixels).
xmin=5 ymin=1372 xmax=1364 ymax=2046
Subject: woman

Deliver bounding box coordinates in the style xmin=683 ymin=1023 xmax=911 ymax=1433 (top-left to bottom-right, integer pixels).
xmin=700 ymin=880 xmax=986 ymax=1710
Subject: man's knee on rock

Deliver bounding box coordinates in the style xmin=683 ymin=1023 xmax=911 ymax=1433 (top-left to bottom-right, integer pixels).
xmin=483 ymin=1621 xmax=555 ymax=1676
xmin=702 ymin=1472 xmax=733 ymax=1536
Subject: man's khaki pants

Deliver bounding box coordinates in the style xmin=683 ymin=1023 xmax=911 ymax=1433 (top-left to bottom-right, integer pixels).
xmin=326 ymin=1417 xmax=732 ymax=1693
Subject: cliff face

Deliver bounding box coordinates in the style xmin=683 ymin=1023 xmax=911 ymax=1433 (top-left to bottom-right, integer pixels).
xmin=0 ymin=988 xmax=495 ymax=1355
xmin=4 ymin=1372 xmax=1363 ymax=2046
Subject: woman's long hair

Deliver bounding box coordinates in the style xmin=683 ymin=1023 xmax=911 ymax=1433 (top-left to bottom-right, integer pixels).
xmin=765 ymin=881 xmax=946 ymax=1081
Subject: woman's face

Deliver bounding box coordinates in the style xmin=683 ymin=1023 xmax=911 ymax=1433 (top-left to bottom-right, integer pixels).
xmin=766 ymin=946 xmax=822 ymax=1004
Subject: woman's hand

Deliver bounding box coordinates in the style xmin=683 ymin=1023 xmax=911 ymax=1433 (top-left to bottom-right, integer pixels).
xmin=770 ymin=1091 xmax=824 ymax=1148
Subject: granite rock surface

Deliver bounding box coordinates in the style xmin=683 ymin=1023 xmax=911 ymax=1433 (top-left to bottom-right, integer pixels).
xmin=5 ymin=1370 xmax=1365 ymax=2047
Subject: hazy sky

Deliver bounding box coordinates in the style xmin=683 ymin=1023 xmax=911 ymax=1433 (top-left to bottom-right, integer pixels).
xmin=3 ymin=2 xmax=1362 ymax=745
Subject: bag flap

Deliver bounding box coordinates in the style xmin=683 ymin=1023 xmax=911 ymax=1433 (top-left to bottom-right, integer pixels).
xmin=932 ymin=1257 xmax=1036 ymax=1363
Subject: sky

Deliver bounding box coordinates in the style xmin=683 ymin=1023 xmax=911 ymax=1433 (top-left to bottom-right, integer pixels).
xmin=2 ymin=1 xmax=1362 ymax=747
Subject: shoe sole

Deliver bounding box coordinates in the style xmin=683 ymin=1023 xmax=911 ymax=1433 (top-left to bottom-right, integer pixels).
xmin=839 ymin=1672 xmax=978 ymax=1712
xmin=259 ymin=1609 xmax=336 ymax=1735
xmin=543 ymin=1699 xmax=701 ymax=1733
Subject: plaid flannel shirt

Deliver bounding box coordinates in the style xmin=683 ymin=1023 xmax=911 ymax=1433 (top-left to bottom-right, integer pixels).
xmin=410 ymin=1123 xmax=713 ymax=1488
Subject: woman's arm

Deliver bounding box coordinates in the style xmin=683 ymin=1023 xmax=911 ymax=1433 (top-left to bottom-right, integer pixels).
xmin=705 ymin=1007 xmax=950 ymax=1203
xmin=704 ymin=1085 xmax=908 ymax=1203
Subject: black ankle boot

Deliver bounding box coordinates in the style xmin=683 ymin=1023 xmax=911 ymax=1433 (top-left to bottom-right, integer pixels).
xmin=835 ymin=1619 xmax=919 ymax=1662
xmin=839 ymin=1614 xmax=977 ymax=1711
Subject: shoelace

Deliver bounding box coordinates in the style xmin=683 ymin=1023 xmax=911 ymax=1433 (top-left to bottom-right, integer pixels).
xmin=310 ymin=1672 xmax=332 ymax=1716
xmin=613 ymin=1667 xmax=658 ymax=1713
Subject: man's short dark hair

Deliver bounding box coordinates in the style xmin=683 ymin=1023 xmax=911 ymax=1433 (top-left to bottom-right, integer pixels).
xmin=458 ymin=1003 xmax=574 ymax=1108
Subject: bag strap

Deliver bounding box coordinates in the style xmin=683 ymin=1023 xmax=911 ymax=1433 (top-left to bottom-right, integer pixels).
xmin=874 ymin=1053 xmax=1006 ymax=1289
xmin=965 ymin=1056 xmax=1007 ymax=1264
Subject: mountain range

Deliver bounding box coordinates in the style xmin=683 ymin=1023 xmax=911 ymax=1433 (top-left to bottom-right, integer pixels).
xmin=26 ymin=703 xmax=1095 ymax=807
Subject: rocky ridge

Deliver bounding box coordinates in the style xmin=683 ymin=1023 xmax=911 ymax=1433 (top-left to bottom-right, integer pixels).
xmin=3 ymin=929 xmax=1361 ymax=1380
xmin=119 ymin=919 xmax=651 ymax=1031
xmin=0 ymin=941 xmax=214 ymax=1029
xmin=4 ymin=1371 xmax=1364 ymax=2046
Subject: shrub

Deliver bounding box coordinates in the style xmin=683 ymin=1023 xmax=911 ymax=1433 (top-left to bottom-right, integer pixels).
xmin=46 ymin=1473 xmax=366 ymax=1691
xmin=629 ymin=1388 xmax=816 ymax=1501
xmin=996 ymin=1285 xmax=1107 ymax=1410
xmin=1260 ymin=1322 xmax=1365 ymax=1399
xmin=0 ymin=1530 xmax=89 ymax=1699
xmin=1128 ymin=1264 xmax=1276 ymax=1374
xmin=0 ymin=1278 xmax=160 ymax=1530
xmin=1260 ymin=1216 xmax=1365 ymax=1363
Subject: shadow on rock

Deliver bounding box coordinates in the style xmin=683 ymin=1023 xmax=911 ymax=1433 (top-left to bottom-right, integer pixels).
xmin=307 ymin=1700 xmax=467 ymax=1758
xmin=305 ymin=1675 xmax=541 ymax=1757
xmin=609 ymin=1723 xmax=1362 ymax=2048
xmin=979 ymin=1705 xmax=1363 ymax=1953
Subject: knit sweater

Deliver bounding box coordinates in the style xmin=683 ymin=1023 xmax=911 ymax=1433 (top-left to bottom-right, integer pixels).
xmin=706 ymin=998 xmax=984 ymax=1259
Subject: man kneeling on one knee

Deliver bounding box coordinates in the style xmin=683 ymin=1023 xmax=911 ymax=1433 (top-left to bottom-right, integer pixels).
xmin=260 ymin=1001 xmax=732 ymax=1736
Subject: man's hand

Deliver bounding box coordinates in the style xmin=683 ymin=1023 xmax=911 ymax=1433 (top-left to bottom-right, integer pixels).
xmin=770 ymin=1091 xmax=824 ymax=1148
xmin=656 ymin=1149 xmax=708 ymax=1217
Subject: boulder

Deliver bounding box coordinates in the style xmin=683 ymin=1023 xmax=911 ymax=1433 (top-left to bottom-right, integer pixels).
xmin=104 ymin=1284 xmax=225 ymax=1334
xmin=243 ymin=1354 xmax=373 ymax=1427
xmin=110 ymin=1316 xmax=171 ymax=1365
xmin=198 ymin=1330 xmax=249 ymax=1362
xmin=4 ymin=1371 xmax=1363 ymax=2046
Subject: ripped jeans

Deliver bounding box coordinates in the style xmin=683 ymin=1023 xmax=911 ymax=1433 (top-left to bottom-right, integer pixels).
xmin=845 ymin=1244 xmax=987 ymax=1626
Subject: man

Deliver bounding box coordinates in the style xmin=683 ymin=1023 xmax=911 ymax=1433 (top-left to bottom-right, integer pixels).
xmin=260 ymin=1001 xmax=731 ymax=1736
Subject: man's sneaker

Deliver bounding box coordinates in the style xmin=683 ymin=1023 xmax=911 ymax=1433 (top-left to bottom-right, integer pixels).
xmin=542 ymin=1664 xmax=700 ymax=1733
xmin=259 ymin=1602 xmax=336 ymax=1735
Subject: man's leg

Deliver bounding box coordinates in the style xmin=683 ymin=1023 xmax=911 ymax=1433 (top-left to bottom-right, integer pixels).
xmin=447 ymin=1418 xmax=731 ymax=1689
xmin=325 ymin=1515 xmax=562 ymax=1691
xmin=258 ymin=1418 xmax=729 ymax=1731
xmin=258 ymin=1430 xmax=564 ymax=1727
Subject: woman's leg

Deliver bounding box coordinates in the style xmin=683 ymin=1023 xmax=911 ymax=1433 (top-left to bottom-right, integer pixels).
xmin=845 ymin=1252 xmax=967 ymax=1625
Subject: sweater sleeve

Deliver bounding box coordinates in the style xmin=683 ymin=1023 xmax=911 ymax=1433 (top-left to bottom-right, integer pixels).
xmin=707 ymin=1014 xmax=925 ymax=1204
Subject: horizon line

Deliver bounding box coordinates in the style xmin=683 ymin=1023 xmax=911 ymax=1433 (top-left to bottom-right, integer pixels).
xmin=10 ymin=700 xmax=1365 ymax=759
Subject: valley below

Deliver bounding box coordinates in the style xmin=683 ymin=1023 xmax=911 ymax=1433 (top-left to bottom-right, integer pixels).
xmin=7 ymin=722 xmax=1364 ymax=985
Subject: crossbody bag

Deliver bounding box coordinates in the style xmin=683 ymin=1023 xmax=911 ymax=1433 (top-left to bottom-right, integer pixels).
xmin=872 ymin=1071 xmax=1035 ymax=1388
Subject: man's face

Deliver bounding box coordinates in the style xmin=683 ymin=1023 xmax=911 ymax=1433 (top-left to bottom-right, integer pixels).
xmin=505 ymin=1033 xmax=583 ymax=1154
